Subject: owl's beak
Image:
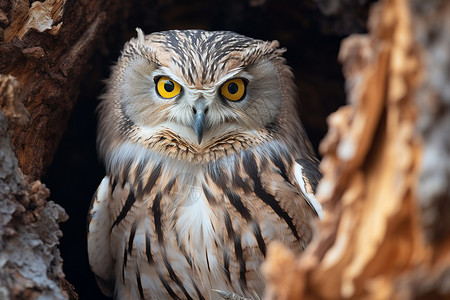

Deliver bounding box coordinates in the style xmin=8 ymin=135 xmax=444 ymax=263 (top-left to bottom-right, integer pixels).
xmin=192 ymin=100 xmax=208 ymax=144
xmin=192 ymin=98 xmax=208 ymax=144
xmin=194 ymin=113 xmax=205 ymax=144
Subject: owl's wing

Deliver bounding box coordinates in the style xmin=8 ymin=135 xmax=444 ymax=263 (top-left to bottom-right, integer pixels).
xmin=87 ymin=176 xmax=115 ymax=297
xmin=293 ymin=158 xmax=323 ymax=219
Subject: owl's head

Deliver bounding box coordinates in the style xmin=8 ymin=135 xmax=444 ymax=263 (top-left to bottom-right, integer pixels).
xmin=98 ymin=29 xmax=314 ymax=163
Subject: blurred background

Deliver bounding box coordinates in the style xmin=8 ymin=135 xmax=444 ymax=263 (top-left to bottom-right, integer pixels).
xmin=43 ymin=0 xmax=374 ymax=298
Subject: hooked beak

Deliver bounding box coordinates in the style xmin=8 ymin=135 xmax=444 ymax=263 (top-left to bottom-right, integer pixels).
xmin=192 ymin=100 xmax=208 ymax=144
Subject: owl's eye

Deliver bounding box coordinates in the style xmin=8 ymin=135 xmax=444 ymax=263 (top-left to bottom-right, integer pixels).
xmin=221 ymin=78 xmax=246 ymax=102
xmin=156 ymin=76 xmax=181 ymax=99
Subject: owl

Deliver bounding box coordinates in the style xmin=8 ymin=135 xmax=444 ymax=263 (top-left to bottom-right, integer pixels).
xmin=87 ymin=28 xmax=323 ymax=300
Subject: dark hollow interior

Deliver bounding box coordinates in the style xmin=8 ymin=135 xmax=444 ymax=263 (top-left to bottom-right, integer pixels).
xmin=44 ymin=0 xmax=372 ymax=298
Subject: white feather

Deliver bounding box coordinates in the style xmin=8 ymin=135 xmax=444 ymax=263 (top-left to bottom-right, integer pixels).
xmin=87 ymin=176 xmax=115 ymax=296
xmin=294 ymin=162 xmax=323 ymax=219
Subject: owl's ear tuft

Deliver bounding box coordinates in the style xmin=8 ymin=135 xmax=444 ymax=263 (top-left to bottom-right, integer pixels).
xmin=268 ymin=40 xmax=287 ymax=58
xmin=268 ymin=40 xmax=280 ymax=49
xmin=136 ymin=27 xmax=146 ymax=45
xmin=242 ymin=40 xmax=286 ymax=65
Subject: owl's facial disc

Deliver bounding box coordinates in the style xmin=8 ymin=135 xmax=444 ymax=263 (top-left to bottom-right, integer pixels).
xmin=139 ymin=63 xmax=277 ymax=147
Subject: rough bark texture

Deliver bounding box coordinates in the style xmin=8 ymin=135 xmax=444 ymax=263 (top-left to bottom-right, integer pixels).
xmin=262 ymin=0 xmax=450 ymax=299
xmin=411 ymin=0 xmax=450 ymax=245
xmin=0 ymin=0 xmax=123 ymax=180
xmin=0 ymin=75 xmax=71 ymax=300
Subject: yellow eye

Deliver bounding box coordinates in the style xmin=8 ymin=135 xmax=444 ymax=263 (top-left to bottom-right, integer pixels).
xmin=156 ymin=76 xmax=181 ymax=99
xmin=221 ymin=78 xmax=246 ymax=101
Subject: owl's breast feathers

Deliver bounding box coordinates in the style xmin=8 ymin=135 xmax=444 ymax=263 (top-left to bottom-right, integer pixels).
xmin=88 ymin=140 xmax=321 ymax=299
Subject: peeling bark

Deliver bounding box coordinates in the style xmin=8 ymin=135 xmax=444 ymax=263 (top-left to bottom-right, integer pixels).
xmin=0 ymin=75 xmax=71 ymax=300
xmin=263 ymin=0 xmax=450 ymax=299
xmin=0 ymin=0 xmax=123 ymax=179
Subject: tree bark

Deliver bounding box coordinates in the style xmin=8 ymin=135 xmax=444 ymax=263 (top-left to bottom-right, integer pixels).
xmin=0 ymin=74 xmax=72 ymax=300
xmin=263 ymin=0 xmax=450 ymax=299
xmin=0 ymin=0 xmax=123 ymax=180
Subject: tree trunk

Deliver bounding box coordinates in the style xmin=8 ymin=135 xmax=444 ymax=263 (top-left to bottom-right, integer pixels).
xmin=0 ymin=0 xmax=123 ymax=180
xmin=263 ymin=0 xmax=450 ymax=299
xmin=0 ymin=74 xmax=72 ymax=299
